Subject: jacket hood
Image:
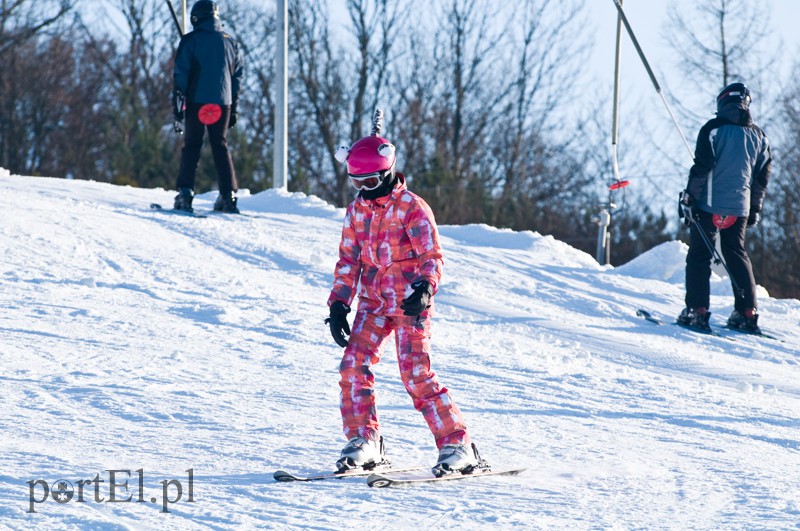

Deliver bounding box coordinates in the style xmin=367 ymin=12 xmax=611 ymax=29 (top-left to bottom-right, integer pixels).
xmin=716 ymin=101 xmax=753 ymax=126
xmin=193 ymin=18 xmax=223 ymax=32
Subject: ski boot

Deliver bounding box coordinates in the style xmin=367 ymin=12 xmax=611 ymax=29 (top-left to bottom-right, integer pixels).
xmin=432 ymin=442 xmax=483 ymax=477
xmin=336 ymin=436 xmax=386 ymax=472
xmin=173 ymin=187 xmax=194 ymax=212
xmin=214 ymin=191 xmax=239 ymax=214
xmin=676 ymin=307 xmax=711 ymax=333
xmin=727 ymin=309 xmax=761 ymax=334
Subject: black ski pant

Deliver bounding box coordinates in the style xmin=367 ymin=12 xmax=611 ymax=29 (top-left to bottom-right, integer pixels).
xmin=685 ymin=210 xmax=757 ymax=313
xmin=176 ymin=102 xmax=237 ymax=197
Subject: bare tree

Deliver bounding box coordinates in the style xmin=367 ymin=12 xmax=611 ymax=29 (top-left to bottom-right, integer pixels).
xmin=758 ymin=80 xmax=800 ymax=298
xmin=0 ymin=0 xmax=75 ymax=54
xmin=224 ymin=4 xmax=277 ymax=191
xmin=390 ymin=0 xmax=506 ymax=224
xmin=488 ymin=0 xmax=591 ymax=230
xmin=289 ymin=0 xmax=404 ymax=205
xmin=666 ymin=0 xmax=777 ymax=103
xmin=0 ymin=0 xmax=77 ymax=172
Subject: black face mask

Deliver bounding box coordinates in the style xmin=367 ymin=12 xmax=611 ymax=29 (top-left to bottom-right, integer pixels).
xmin=359 ymin=172 xmax=398 ymax=200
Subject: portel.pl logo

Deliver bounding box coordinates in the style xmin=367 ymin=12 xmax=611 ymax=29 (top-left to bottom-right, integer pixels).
xmin=27 ymin=469 xmax=194 ymax=514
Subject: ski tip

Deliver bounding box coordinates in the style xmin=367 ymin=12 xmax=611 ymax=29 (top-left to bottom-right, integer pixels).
xmin=366 ymin=474 xmax=393 ymax=488
xmin=636 ymin=308 xmax=663 ymax=325
xmin=149 ymin=203 xmax=164 ymax=210
xmin=273 ymin=470 xmax=297 ymax=482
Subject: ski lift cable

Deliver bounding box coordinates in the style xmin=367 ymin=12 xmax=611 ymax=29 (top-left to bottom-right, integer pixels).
xmin=610 ymin=0 xmax=694 ymax=163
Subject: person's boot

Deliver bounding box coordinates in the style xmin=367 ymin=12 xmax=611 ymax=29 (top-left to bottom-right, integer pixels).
xmin=213 ymin=191 xmax=239 ymax=213
xmin=676 ymin=307 xmax=711 ymax=333
xmin=336 ymin=436 xmax=385 ymax=471
xmin=431 ymin=443 xmax=479 ymax=477
xmin=173 ymin=188 xmax=194 ymax=212
xmin=727 ymin=309 xmax=761 ymax=334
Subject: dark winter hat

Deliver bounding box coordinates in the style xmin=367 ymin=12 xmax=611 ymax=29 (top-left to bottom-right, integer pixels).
xmin=191 ymin=0 xmax=219 ymax=25
xmin=717 ymin=82 xmax=751 ymax=111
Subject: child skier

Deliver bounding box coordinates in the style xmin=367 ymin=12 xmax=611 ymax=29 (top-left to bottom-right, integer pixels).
xmin=325 ymin=110 xmax=478 ymax=477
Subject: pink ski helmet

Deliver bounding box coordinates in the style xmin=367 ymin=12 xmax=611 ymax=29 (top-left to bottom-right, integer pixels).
xmin=346 ymin=135 xmax=396 ymax=175
xmin=335 ymin=109 xmax=396 ymax=191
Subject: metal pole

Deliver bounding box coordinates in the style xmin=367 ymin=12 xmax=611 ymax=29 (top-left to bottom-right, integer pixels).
xmin=595 ymin=208 xmax=611 ymax=265
xmin=596 ymin=0 xmax=624 ymax=267
xmin=181 ymin=0 xmax=187 ymax=34
xmin=611 ymin=0 xmax=623 ymax=183
xmin=273 ymin=0 xmax=288 ymax=190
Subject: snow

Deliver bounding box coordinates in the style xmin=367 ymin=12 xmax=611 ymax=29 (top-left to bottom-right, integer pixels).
xmin=0 ymin=174 xmax=798 ymax=529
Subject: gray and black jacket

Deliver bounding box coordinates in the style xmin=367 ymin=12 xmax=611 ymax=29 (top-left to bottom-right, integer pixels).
xmin=686 ymin=102 xmax=772 ymax=218
xmin=174 ymin=18 xmax=243 ymax=106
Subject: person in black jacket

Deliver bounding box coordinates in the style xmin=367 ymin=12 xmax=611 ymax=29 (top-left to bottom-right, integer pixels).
xmin=677 ymin=82 xmax=772 ymax=333
xmin=172 ymin=0 xmax=244 ymax=213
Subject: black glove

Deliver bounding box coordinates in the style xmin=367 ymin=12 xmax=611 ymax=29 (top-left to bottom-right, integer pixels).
xmin=747 ymin=210 xmax=760 ymax=227
xmin=678 ymin=190 xmax=694 ymax=226
xmin=400 ymin=280 xmax=433 ymax=316
xmin=325 ymin=301 xmax=351 ymax=348
xmin=229 ymin=100 xmax=238 ymax=128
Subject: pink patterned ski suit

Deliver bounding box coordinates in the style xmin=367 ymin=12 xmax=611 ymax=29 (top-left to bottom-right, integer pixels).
xmin=328 ymin=174 xmax=469 ymax=449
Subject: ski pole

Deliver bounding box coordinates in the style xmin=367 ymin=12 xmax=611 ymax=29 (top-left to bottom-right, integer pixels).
xmin=166 ymin=0 xmax=184 ymax=134
xmin=610 ymin=0 xmax=694 ymax=161
xmin=683 ymin=204 xmax=745 ymax=300
xmin=166 ymin=0 xmax=184 ymax=37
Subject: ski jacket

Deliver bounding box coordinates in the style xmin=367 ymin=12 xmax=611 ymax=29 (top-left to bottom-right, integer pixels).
xmin=328 ymin=174 xmax=443 ymax=316
xmin=686 ymin=104 xmax=772 ymax=217
xmin=173 ymin=19 xmax=243 ymax=106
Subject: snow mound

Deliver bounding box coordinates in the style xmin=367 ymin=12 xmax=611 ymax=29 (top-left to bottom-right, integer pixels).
xmin=237 ymin=188 xmax=342 ymax=219
xmin=441 ymin=223 xmax=602 ymax=269
xmin=615 ymin=240 xmax=687 ymax=284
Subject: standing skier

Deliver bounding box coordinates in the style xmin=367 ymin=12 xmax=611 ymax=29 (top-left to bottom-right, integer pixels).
xmin=678 ymin=82 xmax=772 ymax=333
xmin=326 ymin=110 xmax=478 ymax=477
xmin=172 ymin=0 xmax=243 ymax=213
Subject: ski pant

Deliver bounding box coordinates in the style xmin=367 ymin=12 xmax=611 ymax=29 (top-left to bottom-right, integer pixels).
xmin=685 ymin=210 xmax=757 ymax=312
xmin=176 ymin=102 xmax=237 ymax=197
xmin=339 ymin=310 xmax=469 ymax=449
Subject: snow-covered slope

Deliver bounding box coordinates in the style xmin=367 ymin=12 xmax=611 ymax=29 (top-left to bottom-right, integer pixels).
xmin=0 ymin=175 xmax=798 ymax=529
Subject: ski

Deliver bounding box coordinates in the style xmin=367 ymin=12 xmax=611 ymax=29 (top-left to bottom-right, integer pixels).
xmin=150 ymin=203 xmax=208 ymax=218
xmin=636 ymin=309 xmax=733 ymax=340
xmin=366 ymin=467 xmax=526 ymax=488
xmin=719 ymin=325 xmax=784 ymax=343
xmin=273 ymin=464 xmax=428 ymax=483
xmin=150 ymin=202 xmax=251 ymax=218
xmin=675 ymin=322 xmax=730 ymax=338
xmin=636 ymin=309 xmax=783 ymax=342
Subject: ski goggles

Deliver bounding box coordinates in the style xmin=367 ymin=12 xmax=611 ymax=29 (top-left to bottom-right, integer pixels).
xmin=348 ymin=171 xmax=386 ymax=191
